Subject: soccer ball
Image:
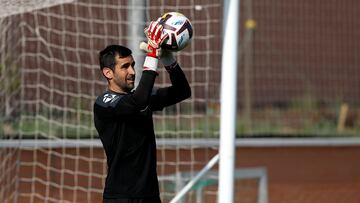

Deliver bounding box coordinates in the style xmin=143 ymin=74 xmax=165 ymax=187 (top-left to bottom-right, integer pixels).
xmin=158 ymin=12 xmax=193 ymax=51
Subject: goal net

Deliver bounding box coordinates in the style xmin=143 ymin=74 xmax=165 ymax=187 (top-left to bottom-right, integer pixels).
xmin=1 ymin=0 xmax=359 ymax=202
xmin=0 ymin=1 xmax=227 ymax=202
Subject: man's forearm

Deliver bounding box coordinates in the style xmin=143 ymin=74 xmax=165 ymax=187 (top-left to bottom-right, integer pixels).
xmin=167 ymin=63 xmax=191 ymax=101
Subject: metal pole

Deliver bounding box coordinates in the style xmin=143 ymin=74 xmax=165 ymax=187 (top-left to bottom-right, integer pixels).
xmin=127 ymin=0 xmax=146 ymax=88
xmin=218 ymin=0 xmax=239 ymax=202
xmin=170 ymin=154 xmax=219 ymax=203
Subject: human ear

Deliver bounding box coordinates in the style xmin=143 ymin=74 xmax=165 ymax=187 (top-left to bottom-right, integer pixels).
xmin=102 ymin=67 xmax=113 ymax=80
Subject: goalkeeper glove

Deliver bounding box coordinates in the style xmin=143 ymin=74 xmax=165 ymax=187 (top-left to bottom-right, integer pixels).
xmin=141 ymin=21 xmax=168 ymax=55
xmin=140 ymin=20 xmax=168 ymax=71
xmin=160 ymin=49 xmax=176 ymax=67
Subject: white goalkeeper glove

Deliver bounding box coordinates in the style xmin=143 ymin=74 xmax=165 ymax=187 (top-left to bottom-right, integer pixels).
xmin=160 ymin=49 xmax=176 ymax=67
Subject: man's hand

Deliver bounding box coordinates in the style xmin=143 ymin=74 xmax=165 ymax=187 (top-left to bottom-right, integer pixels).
xmin=140 ymin=20 xmax=170 ymax=72
xmin=141 ymin=20 xmax=168 ymax=58
xmin=160 ymin=49 xmax=176 ymax=67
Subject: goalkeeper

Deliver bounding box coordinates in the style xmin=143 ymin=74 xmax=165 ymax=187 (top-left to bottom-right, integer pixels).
xmin=93 ymin=20 xmax=191 ymax=203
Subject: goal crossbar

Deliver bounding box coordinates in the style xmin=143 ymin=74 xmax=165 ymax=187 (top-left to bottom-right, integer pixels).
xmin=0 ymin=0 xmax=74 ymax=19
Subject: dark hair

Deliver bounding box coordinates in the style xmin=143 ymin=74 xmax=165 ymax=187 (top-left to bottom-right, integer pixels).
xmin=99 ymin=45 xmax=132 ymax=70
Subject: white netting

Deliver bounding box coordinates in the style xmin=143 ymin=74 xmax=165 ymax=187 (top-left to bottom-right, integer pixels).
xmin=0 ymin=1 xmax=225 ymax=202
xmin=2 ymin=0 xmax=359 ymax=202
xmin=0 ymin=0 xmax=74 ymax=18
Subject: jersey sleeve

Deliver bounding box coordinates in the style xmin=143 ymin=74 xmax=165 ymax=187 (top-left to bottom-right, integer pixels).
xmin=150 ymin=63 xmax=191 ymax=111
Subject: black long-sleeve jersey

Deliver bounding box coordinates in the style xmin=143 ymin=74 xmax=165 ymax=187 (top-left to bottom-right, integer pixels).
xmin=93 ymin=64 xmax=191 ymax=199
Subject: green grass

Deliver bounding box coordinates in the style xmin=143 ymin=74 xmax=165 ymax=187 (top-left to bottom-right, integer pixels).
xmin=1 ymin=116 xmax=97 ymax=139
xmin=1 ymin=106 xmax=360 ymax=139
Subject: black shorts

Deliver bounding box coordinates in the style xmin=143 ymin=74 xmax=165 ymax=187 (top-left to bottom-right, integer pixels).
xmin=102 ymin=196 xmax=161 ymax=203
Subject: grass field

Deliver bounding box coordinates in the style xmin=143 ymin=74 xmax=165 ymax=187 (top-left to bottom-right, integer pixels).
xmin=2 ymin=105 xmax=360 ymax=139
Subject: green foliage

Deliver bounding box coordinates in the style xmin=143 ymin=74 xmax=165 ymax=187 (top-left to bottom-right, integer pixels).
xmin=2 ymin=99 xmax=360 ymax=139
xmin=0 ymin=57 xmax=21 ymax=96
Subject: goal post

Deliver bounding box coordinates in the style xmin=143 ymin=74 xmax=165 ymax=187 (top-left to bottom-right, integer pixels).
xmin=218 ymin=0 xmax=240 ymax=202
xmin=0 ymin=0 xmax=74 ymax=19
xmin=126 ymin=0 xmax=146 ymax=88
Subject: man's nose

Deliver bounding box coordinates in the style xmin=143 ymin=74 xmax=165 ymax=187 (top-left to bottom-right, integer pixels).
xmin=129 ymin=66 xmax=135 ymax=74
